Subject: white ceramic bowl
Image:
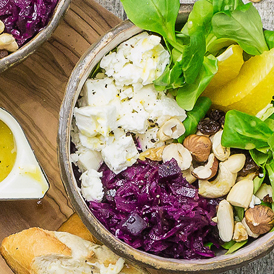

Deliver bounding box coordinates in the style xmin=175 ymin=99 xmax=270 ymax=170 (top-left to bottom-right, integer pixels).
xmin=0 ymin=108 xmax=49 ymax=200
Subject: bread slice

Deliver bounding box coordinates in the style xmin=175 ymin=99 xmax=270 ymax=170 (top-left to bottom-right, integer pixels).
xmin=57 ymin=213 xmax=151 ymax=274
xmin=32 ymin=231 xmax=96 ymax=273
xmin=57 ymin=213 xmax=150 ymax=274
xmin=0 ymin=214 xmax=150 ymax=274
xmin=0 ymin=228 xmax=72 ymax=274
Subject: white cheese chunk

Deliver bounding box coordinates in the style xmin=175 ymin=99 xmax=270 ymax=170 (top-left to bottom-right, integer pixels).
xmin=118 ymin=100 xmax=149 ymax=134
xmin=119 ymin=86 xmax=134 ymax=101
xmin=117 ymin=110 xmax=149 ymax=134
xmin=131 ymin=84 xmax=158 ymax=110
xmin=79 ymin=78 xmax=118 ymax=107
xmin=78 ymin=134 xmax=106 ymax=151
xmin=146 ymin=95 xmax=187 ymax=126
xmin=101 ymin=135 xmax=139 ymax=174
xmin=80 ymin=169 xmax=104 ymax=202
xmin=100 ymin=32 xmax=170 ymax=86
xmin=74 ymin=105 xmax=117 ymax=137
xmin=76 ymin=149 xmax=103 ymax=172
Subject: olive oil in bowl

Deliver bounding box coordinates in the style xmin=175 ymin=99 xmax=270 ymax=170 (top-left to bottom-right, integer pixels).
xmin=0 ymin=120 xmax=16 ymax=182
xmin=0 ymin=108 xmax=49 ymax=199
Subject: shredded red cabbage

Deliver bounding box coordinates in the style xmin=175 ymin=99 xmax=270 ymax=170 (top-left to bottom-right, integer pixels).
xmin=89 ymin=158 xmax=220 ymax=259
xmin=0 ymin=0 xmax=58 ymax=47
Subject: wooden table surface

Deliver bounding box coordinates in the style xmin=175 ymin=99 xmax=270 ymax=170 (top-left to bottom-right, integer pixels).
xmin=0 ymin=0 xmax=121 ymax=273
xmin=0 ymin=0 xmax=274 ymax=273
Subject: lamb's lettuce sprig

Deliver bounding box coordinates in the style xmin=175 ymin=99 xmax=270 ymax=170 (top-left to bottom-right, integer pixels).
xmin=120 ymin=0 xmax=270 ymax=111
xmin=264 ymin=30 xmax=274 ymax=50
xmin=211 ymin=1 xmax=268 ymax=56
xmin=222 ymin=107 xmax=274 ymax=195
xmin=177 ymin=96 xmax=212 ymax=143
xmin=222 ymin=240 xmax=248 ymax=255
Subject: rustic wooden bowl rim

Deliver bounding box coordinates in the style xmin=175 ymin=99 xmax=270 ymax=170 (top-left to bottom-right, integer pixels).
xmin=0 ymin=0 xmax=71 ymax=73
xmin=58 ymin=4 xmax=274 ymax=273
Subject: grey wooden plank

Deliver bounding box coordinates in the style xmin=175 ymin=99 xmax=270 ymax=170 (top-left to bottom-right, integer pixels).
xmin=94 ymin=0 xmax=127 ymax=19
xmin=94 ymin=0 xmax=274 ymax=30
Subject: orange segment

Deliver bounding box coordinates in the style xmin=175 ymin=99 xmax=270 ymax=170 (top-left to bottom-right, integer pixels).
xmin=204 ymin=47 xmax=274 ymax=116
xmin=202 ymin=44 xmax=244 ymax=97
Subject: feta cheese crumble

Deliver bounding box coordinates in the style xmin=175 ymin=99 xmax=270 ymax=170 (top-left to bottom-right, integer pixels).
xmin=71 ymin=32 xmax=187 ymax=202
xmin=80 ymin=169 xmax=104 ymax=202
xmin=100 ymin=32 xmax=170 ymax=86
xmin=101 ymin=135 xmax=139 ymax=174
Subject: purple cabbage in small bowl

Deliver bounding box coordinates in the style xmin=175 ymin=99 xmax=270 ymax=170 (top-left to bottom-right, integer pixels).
xmin=0 ymin=0 xmax=58 ymax=47
xmin=0 ymin=0 xmax=71 ymax=72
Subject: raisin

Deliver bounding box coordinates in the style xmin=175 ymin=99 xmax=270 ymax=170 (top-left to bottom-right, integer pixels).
xmin=197 ymin=118 xmax=220 ymax=135
xmin=209 ymin=109 xmax=226 ymax=123
xmin=238 ymin=152 xmax=260 ymax=177
xmin=219 ymin=115 xmax=225 ymax=127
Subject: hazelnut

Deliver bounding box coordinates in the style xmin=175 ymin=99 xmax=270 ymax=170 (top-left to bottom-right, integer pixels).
xmin=183 ymin=134 xmax=212 ymax=162
xmin=158 ymin=118 xmax=185 ymax=141
xmin=233 ymin=222 xmax=248 ymax=242
xmin=255 ymin=183 xmax=273 ymax=201
xmin=162 ymin=143 xmax=192 ymax=171
xmin=191 ymin=153 xmax=218 ymax=180
xmin=245 ymin=205 xmax=274 ymax=235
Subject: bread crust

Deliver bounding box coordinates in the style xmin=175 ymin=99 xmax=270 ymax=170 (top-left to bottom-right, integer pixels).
xmin=0 ymin=214 xmax=150 ymax=274
xmin=58 ymin=213 xmax=100 ymax=243
xmin=1 ymin=227 xmax=71 ymax=274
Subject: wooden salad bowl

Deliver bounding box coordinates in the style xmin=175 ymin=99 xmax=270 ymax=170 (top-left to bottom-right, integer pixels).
xmin=57 ymin=4 xmax=274 ymax=273
xmin=0 ymin=0 xmax=71 ymax=73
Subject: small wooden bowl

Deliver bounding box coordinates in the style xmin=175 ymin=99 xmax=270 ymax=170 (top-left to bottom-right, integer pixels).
xmin=0 ymin=0 xmax=71 ymax=73
xmin=58 ymin=4 xmax=274 ymax=273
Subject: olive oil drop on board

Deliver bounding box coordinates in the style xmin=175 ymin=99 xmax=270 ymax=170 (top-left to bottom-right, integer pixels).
xmin=0 ymin=121 xmax=16 ymax=182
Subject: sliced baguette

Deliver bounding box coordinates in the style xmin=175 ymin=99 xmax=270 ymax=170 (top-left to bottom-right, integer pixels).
xmin=1 ymin=228 xmax=72 ymax=274
xmin=0 ymin=214 xmax=150 ymax=274
xmin=57 ymin=213 xmax=150 ymax=274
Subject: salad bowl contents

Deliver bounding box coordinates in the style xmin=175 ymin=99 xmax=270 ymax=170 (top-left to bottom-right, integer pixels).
xmin=0 ymin=0 xmax=71 ymax=73
xmin=58 ymin=0 xmax=274 ymax=272
xmin=0 ymin=108 xmax=49 ymax=199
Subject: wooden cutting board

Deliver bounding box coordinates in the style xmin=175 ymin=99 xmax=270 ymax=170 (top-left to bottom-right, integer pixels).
xmin=0 ymin=0 xmax=121 ymax=273
xmin=0 ymin=0 xmax=273 ymax=273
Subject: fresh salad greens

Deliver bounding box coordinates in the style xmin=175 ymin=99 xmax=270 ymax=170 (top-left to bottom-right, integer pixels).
xmin=222 ymin=105 xmax=274 ymax=198
xmin=120 ymin=0 xmax=274 ymax=257
xmin=222 ymin=240 xmax=248 ymax=255
xmin=264 ymin=30 xmax=274 ymax=50
xmin=177 ymin=96 xmax=211 ymax=143
xmin=121 ymin=0 xmax=272 ymax=110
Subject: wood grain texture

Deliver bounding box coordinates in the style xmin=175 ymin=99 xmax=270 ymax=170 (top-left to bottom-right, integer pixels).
xmin=0 ymin=0 xmax=121 ymax=273
xmin=0 ymin=0 xmax=274 ymax=273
